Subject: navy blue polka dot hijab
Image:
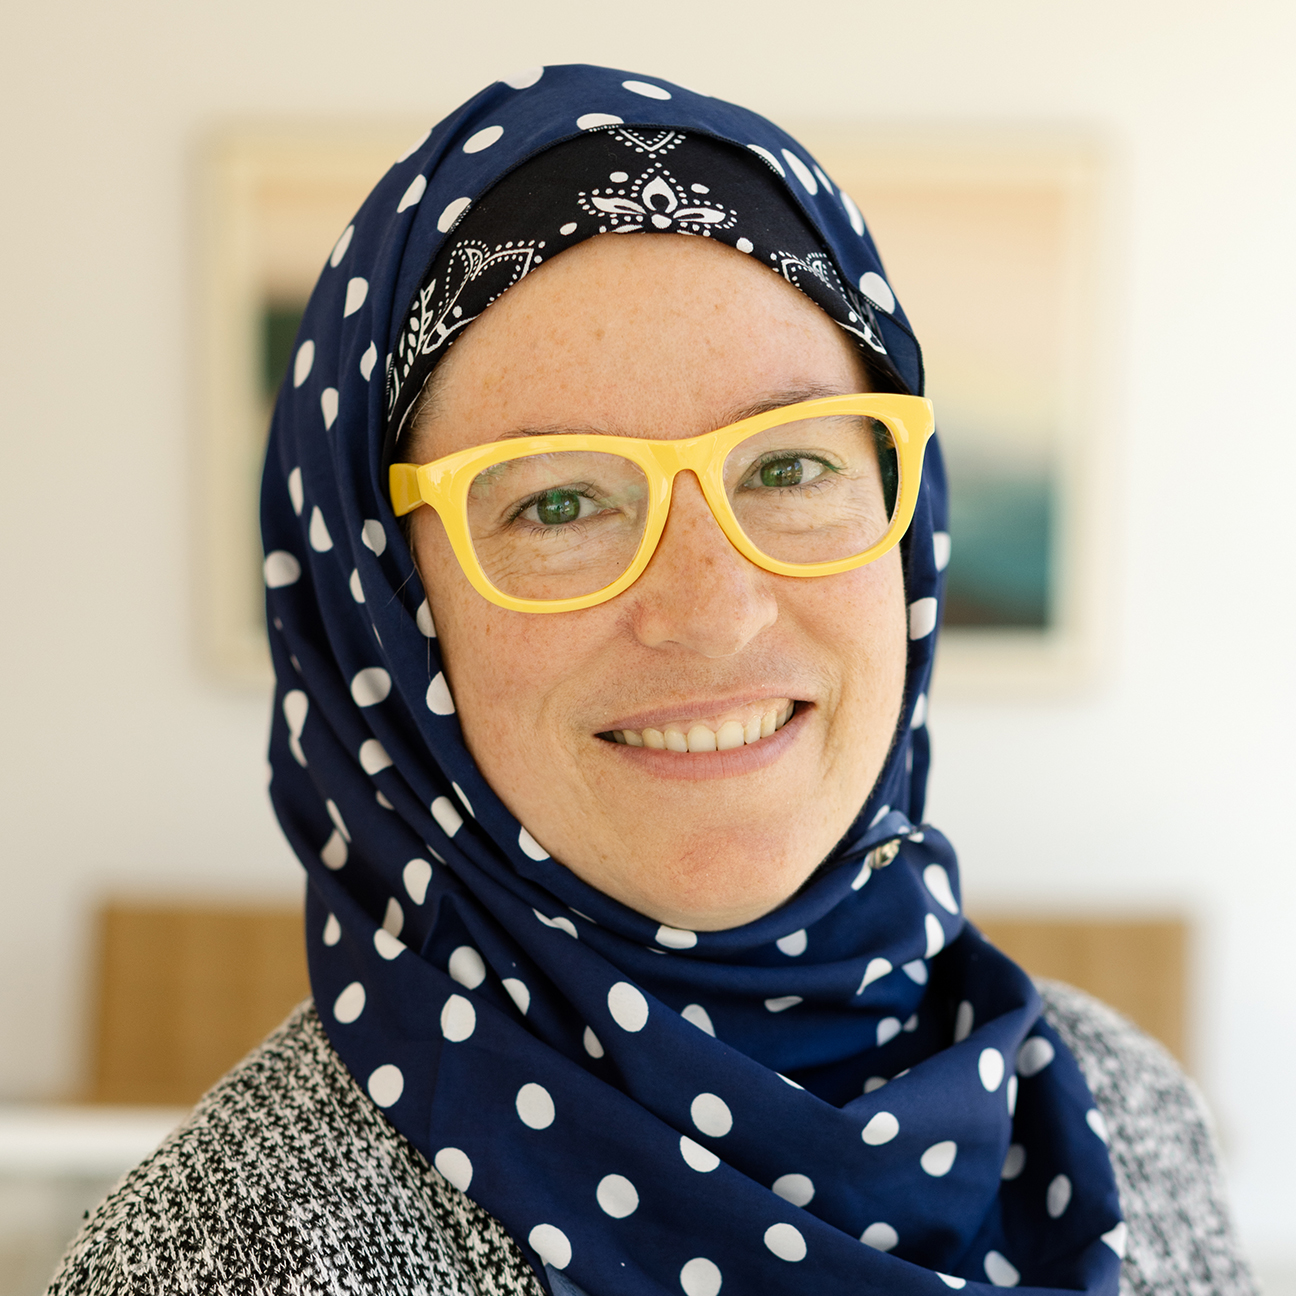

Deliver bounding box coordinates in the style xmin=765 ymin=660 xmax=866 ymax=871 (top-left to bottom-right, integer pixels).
xmin=262 ymin=64 xmax=1124 ymax=1296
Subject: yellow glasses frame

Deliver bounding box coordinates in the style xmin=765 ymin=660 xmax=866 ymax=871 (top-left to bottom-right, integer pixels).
xmin=390 ymin=393 xmax=935 ymax=614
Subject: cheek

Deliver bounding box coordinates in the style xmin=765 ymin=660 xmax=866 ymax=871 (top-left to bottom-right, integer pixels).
xmin=798 ymin=551 xmax=909 ymax=735
xmin=410 ymin=510 xmax=594 ymax=752
xmin=413 ymin=511 xmax=529 ymax=708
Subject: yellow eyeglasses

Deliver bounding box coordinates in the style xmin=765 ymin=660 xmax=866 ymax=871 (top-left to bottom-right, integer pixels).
xmin=390 ymin=393 xmax=935 ymax=614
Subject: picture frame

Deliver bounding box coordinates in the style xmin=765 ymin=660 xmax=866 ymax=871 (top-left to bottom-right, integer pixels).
xmin=195 ymin=122 xmax=422 ymax=684
xmin=196 ymin=122 xmax=1108 ymax=696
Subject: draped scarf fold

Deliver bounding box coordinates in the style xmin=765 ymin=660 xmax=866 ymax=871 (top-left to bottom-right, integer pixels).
xmin=262 ymin=63 xmax=1123 ymax=1296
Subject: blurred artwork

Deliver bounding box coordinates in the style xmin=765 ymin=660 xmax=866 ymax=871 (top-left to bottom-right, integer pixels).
xmin=803 ymin=130 xmax=1105 ymax=691
xmin=197 ymin=128 xmax=408 ymax=682
xmin=199 ymin=125 xmax=1103 ymax=692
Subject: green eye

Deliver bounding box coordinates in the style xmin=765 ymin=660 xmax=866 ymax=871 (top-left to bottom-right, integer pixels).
xmin=535 ymin=490 xmax=582 ymax=526
xmin=755 ymin=456 xmax=833 ymax=489
xmin=760 ymin=458 xmax=806 ymax=488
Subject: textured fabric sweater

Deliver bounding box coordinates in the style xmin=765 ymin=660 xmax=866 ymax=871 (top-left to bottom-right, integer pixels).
xmin=47 ymin=983 xmax=1257 ymax=1295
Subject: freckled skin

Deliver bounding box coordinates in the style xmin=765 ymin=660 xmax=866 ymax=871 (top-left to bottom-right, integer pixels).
xmin=409 ymin=234 xmax=907 ymax=931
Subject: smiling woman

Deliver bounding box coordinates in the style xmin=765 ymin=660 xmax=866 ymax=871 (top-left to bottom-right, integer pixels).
xmin=401 ymin=233 xmax=910 ymax=930
xmin=50 ymin=64 xmax=1254 ymax=1296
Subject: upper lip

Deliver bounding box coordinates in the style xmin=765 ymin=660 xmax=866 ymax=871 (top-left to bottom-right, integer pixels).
xmin=596 ymin=689 xmax=809 ymax=734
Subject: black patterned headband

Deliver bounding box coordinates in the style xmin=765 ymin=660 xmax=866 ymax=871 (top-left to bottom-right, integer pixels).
xmin=384 ymin=127 xmax=907 ymax=455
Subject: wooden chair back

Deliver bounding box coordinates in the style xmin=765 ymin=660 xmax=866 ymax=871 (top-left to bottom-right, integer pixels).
xmin=89 ymin=903 xmax=309 ymax=1105
xmin=86 ymin=902 xmax=1187 ymax=1105
xmin=974 ymin=915 xmax=1187 ymax=1063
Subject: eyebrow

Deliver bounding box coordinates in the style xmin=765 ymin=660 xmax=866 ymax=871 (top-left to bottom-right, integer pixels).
xmin=490 ymin=385 xmax=855 ymax=442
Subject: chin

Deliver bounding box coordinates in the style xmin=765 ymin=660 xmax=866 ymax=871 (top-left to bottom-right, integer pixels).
xmin=610 ymin=835 xmax=828 ymax=932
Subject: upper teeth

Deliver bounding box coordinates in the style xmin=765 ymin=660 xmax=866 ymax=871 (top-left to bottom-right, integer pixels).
xmin=610 ymin=701 xmax=795 ymax=752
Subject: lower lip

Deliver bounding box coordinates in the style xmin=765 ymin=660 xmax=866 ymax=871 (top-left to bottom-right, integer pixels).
xmin=596 ymin=706 xmax=808 ymax=782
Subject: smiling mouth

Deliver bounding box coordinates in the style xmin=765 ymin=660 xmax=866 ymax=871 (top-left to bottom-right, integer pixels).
xmin=599 ymin=699 xmax=797 ymax=753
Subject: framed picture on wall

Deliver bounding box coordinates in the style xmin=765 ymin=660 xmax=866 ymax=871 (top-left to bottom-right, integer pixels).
xmin=197 ymin=122 xmax=1108 ymax=695
xmin=195 ymin=123 xmax=420 ymax=684
xmin=800 ymin=126 xmax=1110 ymax=696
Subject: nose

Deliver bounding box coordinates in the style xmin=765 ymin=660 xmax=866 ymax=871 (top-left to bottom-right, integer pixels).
xmin=627 ymin=472 xmax=779 ymax=656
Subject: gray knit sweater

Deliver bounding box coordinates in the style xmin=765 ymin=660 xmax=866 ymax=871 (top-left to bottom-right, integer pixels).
xmin=47 ymin=983 xmax=1256 ymax=1295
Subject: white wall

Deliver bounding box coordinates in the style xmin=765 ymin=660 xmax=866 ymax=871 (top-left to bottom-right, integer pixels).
xmin=2 ymin=0 xmax=1293 ymax=1269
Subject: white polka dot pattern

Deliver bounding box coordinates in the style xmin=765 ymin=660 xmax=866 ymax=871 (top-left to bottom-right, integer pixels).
xmin=1018 ymin=1036 xmax=1057 ymax=1076
xmin=858 ymin=957 xmax=892 ymax=993
xmin=862 ymin=1112 xmax=899 ymax=1145
xmin=329 ymin=224 xmax=354 ymax=265
xmin=463 ymin=125 xmax=504 ymax=153
xmin=1047 ymin=1174 xmax=1073 ymax=1218
xmin=921 ymin=1140 xmax=958 ymax=1177
xmin=343 ymin=278 xmax=368 ymax=317
xmin=681 ymin=1004 xmax=715 ymax=1036
xmin=433 ymin=1146 xmax=473 ymax=1190
xmin=527 ymin=1224 xmax=571 ymax=1270
xmin=308 ymin=507 xmax=332 ymax=553
xmin=425 ymin=672 xmax=455 ymax=715
xmin=448 ymin=946 xmax=485 ymax=989
xmin=655 ymin=924 xmax=697 ymax=949
xmin=979 ymin=1048 xmax=1005 ymax=1092
xmin=402 ymin=859 xmax=432 ymax=903
xmin=984 ymin=1250 xmax=1020 ymax=1287
xmin=515 ymin=1082 xmax=554 ymax=1129
xmin=679 ymin=1135 xmax=719 ymax=1172
xmin=608 ymin=982 xmax=649 ymax=1032
xmin=861 ymin=1221 xmax=898 ymax=1251
xmin=690 ymin=1093 xmax=732 ymax=1138
xmin=859 ymin=271 xmax=896 ymax=313
xmin=747 ymin=144 xmax=785 ymax=176
xmin=292 ymin=340 xmax=314 ymax=387
xmin=261 ymin=65 xmax=1124 ymax=1296
xmin=333 ymin=982 xmax=365 ymax=1023
xmin=909 ymin=596 xmax=939 ymax=639
xmin=772 ymin=1173 xmax=814 ymax=1207
xmin=776 ymin=929 xmax=807 ymax=956
xmin=263 ymin=551 xmax=300 ymax=588
xmin=437 ymin=198 xmax=471 ymax=232
xmin=440 ymin=995 xmax=475 ymax=1042
xmin=502 ymin=67 xmax=542 ymax=89
xmin=763 ymin=1222 xmax=806 ymax=1262
xmin=596 ymin=1173 xmax=639 ymax=1217
xmin=680 ymin=1257 xmax=722 ymax=1296
xmin=622 ymin=80 xmax=671 ymax=100
xmin=782 ymin=150 xmax=818 ymax=194
xmin=367 ymin=1064 xmax=403 ymax=1107
xmin=350 ymin=668 xmax=391 ymax=707
xmin=517 ymin=826 xmax=548 ymax=859
xmin=1001 ymin=1143 xmax=1026 ymax=1179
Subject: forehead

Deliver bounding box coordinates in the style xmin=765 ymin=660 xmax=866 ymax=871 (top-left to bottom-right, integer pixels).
xmin=411 ymin=233 xmax=868 ymax=457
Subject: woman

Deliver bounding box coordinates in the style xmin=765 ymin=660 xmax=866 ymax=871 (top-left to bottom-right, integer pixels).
xmin=52 ymin=65 xmax=1254 ymax=1295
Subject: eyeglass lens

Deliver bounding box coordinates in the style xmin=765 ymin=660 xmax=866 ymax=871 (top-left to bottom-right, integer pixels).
xmin=464 ymin=415 xmax=899 ymax=601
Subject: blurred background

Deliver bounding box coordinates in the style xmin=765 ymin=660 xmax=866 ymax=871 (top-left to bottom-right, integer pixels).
xmin=1 ymin=0 xmax=1293 ymax=1290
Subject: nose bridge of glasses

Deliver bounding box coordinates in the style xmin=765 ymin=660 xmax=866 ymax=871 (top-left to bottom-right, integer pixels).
xmin=631 ymin=433 xmax=749 ymax=572
xmin=642 ymin=429 xmax=733 ymax=512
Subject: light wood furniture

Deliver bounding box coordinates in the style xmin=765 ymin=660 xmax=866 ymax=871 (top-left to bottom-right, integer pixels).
xmin=86 ymin=903 xmax=1187 ymax=1105
xmin=89 ymin=903 xmax=309 ymax=1105
xmin=973 ymin=915 xmax=1187 ymax=1063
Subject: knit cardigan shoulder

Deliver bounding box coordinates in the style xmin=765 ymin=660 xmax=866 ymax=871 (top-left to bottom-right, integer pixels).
xmin=47 ymin=983 xmax=1257 ymax=1296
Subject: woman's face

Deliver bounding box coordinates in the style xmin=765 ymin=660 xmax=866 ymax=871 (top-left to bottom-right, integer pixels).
xmin=409 ymin=234 xmax=907 ymax=931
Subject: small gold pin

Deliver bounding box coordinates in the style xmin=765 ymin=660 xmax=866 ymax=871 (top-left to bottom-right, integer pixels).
xmin=866 ymin=838 xmax=902 ymax=871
